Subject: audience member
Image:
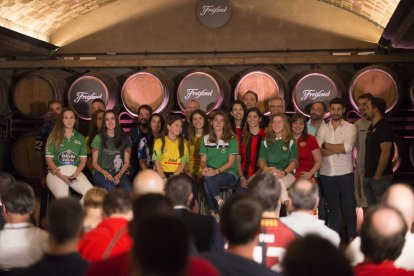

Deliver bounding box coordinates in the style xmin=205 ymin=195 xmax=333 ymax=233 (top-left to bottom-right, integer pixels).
xmin=346 ymin=183 xmax=414 ymax=270
xmin=0 ymin=172 xmax=15 ymax=229
xmin=82 ymin=187 xmax=107 ymax=233
xmin=202 ymin=194 xmax=278 ymax=276
xmin=354 ymin=205 xmax=414 ymax=276
xmin=281 ymin=234 xmax=353 ymax=276
xmin=79 ymin=189 xmax=133 ymax=262
xmin=316 ymin=97 xmax=357 ymax=241
xmin=166 ymin=175 xmax=224 ymax=252
xmin=132 ymin=169 xmax=165 ymax=197
xmin=281 ymin=179 xmax=340 ymax=247
xmin=0 ymin=182 xmax=48 ymax=270
xmin=249 ymin=173 xmax=297 ymax=271
xmin=16 ymin=197 xmax=87 ymax=276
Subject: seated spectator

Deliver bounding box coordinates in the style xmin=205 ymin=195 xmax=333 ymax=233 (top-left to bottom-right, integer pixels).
xmin=354 ymin=205 xmax=414 ymax=276
xmin=132 ymin=169 xmax=165 ymax=197
xmin=0 ymin=172 xmax=15 ymax=229
xmin=280 ymin=179 xmax=340 ymax=247
xmin=0 ymin=182 xmax=48 ymax=270
xmin=346 ymin=183 xmax=414 ymax=270
xmin=281 ymin=234 xmax=352 ymax=276
xmin=78 ymin=189 xmax=133 ymax=262
xmin=16 ymin=197 xmax=87 ymax=276
xmin=166 ymin=175 xmax=224 ymax=252
xmin=249 ymin=173 xmax=298 ymax=271
xmin=82 ymin=187 xmax=107 ymax=233
xmin=202 ymin=194 xmax=278 ymax=276
xmin=85 ymin=194 xmax=218 ymax=276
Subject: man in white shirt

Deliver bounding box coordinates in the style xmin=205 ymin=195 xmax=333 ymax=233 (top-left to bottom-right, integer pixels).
xmin=307 ymin=101 xmax=326 ymax=136
xmin=0 ymin=182 xmax=48 ymax=270
xmin=281 ymin=179 xmax=340 ymax=247
xmin=316 ymin=98 xmax=357 ymax=242
xmin=346 ymin=183 xmax=414 ymax=270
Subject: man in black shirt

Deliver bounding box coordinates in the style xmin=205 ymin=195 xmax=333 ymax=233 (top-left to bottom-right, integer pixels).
xmin=364 ymin=97 xmax=394 ymax=206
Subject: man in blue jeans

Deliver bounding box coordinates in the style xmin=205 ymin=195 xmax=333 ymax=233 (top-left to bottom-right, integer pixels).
xmin=364 ymin=97 xmax=394 ymax=206
xmin=316 ymin=98 xmax=357 ymax=242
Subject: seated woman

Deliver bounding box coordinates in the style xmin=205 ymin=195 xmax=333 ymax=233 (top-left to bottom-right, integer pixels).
xmin=91 ymin=110 xmax=132 ymax=192
xmin=45 ymin=107 xmax=93 ymax=199
xmin=138 ymin=113 xmax=165 ymax=170
xmin=86 ymin=109 xmax=105 ymax=173
xmin=82 ymin=187 xmax=107 ymax=233
xmin=239 ymin=107 xmax=266 ymax=188
xmin=290 ymin=113 xmax=321 ymax=181
xmin=152 ymin=114 xmax=189 ymax=181
xmin=258 ymin=113 xmax=298 ymax=203
xmin=200 ymin=110 xmax=239 ymax=217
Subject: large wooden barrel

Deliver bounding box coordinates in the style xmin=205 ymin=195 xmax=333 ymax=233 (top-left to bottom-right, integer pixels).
xmin=234 ymin=67 xmax=288 ymax=114
xmin=349 ymin=65 xmax=399 ymax=114
xmin=0 ymin=74 xmax=11 ymax=116
xmin=409 ymin=79 xmax=414 ymax=108
xmin=68 ymin=72 xmax=119 ymax=120
xmin=410 ymin=141 xmax=414 ymax=169
xmin=11 ymin=133 xmax=44 ymax=179
xmin=121 ymin=69 xmax=175 ymax=116
xmin=291 ymin=69 xmax=344 ymax=117
xmin=177 ymin=68 xmax=231 ymax=114
xmin=13 ymin=70 xmax=67 ymax=119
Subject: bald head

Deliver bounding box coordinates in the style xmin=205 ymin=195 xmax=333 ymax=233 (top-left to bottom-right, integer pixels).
xmin=372 ymin=208 xmax=405 ymax=237
xmin=383 ymin=183 xmax=414 ymax=229
xmin=132 ymin=170 xmax=164 ymax=197
xmin=288 ymin=179 xmax=319 ymax=211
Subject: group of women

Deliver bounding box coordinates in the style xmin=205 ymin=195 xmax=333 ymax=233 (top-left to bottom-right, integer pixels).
xmin=44 ymin=101 xmax=322 ymax=218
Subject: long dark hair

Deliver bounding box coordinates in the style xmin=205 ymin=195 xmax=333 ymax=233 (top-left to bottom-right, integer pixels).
xmin=46 ymin=107 xmax=78 ymax=150
xmin=188 ymin=109 xmax=208 ymax=146
xmin=160 ymin=114 xmax=185 ymax=158
xmin=101 ymin=110 xmax=126 ymax=150
xmin=207 ymin=110 xmax=235 ymax=143
xmin=290 ymin=113 xmax=308 ymax=140
xmin=88 ymin=109 xmax=105 ymax=148
xmin=150 ymin=113 xmax=166 ymax=138
xmin=242 ymin=107 xmax=263 ymax=146
xmin=229 ymin=100 xmax=247 ymax=131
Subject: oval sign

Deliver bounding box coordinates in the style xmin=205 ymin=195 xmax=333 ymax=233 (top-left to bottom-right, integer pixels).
xmin=196 ymin=0 xmax=232 ymax=29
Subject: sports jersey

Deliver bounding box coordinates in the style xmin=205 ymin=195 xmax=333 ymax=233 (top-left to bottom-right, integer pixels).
xmin=188 ymin=135 xmax=202 ymax=175
xmin=152 ymin=137 xmax=189 ymax=173
xmin=258 ymin=138 xmax=298 ymax=170
xmin=241 ymin=129 xmax=266 ymax=178
xmin=45 ymin=130 xmax=87 ymax=167
xmin=295 ymin=134 xmax=319 ymax=178
xmin=91 ymin=134 xmax=131 ymax=173
xmin=199 ymin=135 xmax=239 ymax=177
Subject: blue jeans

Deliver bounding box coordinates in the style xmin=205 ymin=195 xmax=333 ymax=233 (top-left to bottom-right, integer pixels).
xmin=92 ymin=171 xmax=132 ymax=192
xmin=204 ymin=172 xmax=238 ymax=212
xmin=319 ymin=173 xmax=356 ymax=238
xmin=364 ymin=175 xmax=393 ymax=206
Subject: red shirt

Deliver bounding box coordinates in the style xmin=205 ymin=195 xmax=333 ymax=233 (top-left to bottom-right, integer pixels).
xmin=241 ymin=129 xmax=266 ymax=178
xmin=295 ymin=134 xmax=319 ymax=178
xmin=355 ymin=261 xmax=414 ymax=276
xmin=78 ymin=217 xmax=133 ymax=262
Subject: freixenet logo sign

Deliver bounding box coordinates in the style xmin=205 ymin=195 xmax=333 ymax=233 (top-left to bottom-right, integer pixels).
xmin=196 ymin=0 xmax=231 ymax=28
xmin=300 ymin=89 xmax=331 ymax=101
xmin=184 ymin=89 xmax=214 ymax=100
xmin=74 ymin=92 xmax=103 ymax=103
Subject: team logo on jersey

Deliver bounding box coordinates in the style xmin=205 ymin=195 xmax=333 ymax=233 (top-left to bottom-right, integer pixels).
xmin=58 ymin=150 xmax=78 ymax=165
xmin=300 ymin=141 xmax=306 ymax=147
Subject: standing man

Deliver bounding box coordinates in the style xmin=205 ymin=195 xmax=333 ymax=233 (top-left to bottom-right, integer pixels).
xmin=307 ymin=102 xmax=326 ymax=136
xmin=91 ymin=99 xmax=106 ymax=114
xmin=316 ymin=98 xmax=357 ymax=241
xmin=243 ymin=91 xmax=258 ymax=109
xmin=354 ymin=93 xmax=374 ymax=211
xmin=128 ymin=105 xmax=153 ymax=180
xmin=264 ymin=96 xmax=286 ymax=128
xmin=182 ymin=100 xmax=200 ymax=139
xmin=364 ymin=97 xmax=394 ymax=205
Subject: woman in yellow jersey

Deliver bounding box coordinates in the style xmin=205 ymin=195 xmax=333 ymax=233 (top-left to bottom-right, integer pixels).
xmin=153 ymin=114 xmax=189 ymax=182
xmin=187 ymin=109 xmax=208 ymax=178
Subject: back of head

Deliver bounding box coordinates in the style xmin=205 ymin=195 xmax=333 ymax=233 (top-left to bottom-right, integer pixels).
xmin=288 ymin=179 xmax=319 ymax=211
xmin=166 ymin=175 xmax=192 ymax=207
xmin=360 ymin=205 xmax=407 ymax=263
xmin=83 ymin=187 xmax=107 ymax=209
xmin=132 ymin=215 xmax=189 ymax=276
xmin=1 ymin=181 xmax=34 ymax=215
xmin=370 ymin=96 xmax=387 ymax=117
xmin=0 ymin=172 xmax=15 ymax=201
xmin=282 ymin=234 xmax=352 ymax=276
xmin=249 ymin=173 xmax=281 ymax=212
xmin=133 ymin=169 xmax=164 ymax=197
xmin=48 ymin=197 xmax=84 ymax=245
xmin=220 ymin=194 xmax=263 ymax=245
xmin=103 ymin=189 xmax=132 ymax=217
xmin=382 ymin=183 xmax=414 ymax=229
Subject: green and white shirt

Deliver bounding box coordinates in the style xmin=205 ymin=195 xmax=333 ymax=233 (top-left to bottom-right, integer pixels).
xmin=45 ymin=130 xmax=87 ymax=167
xmin=91 ymin=134 xmax=131 ymax=173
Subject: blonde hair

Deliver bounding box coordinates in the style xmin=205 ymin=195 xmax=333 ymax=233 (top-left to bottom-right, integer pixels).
xmin=266 ymin=113 xmax=292 ymax=144
xmin=83 ymin=187 xmax=107 ymax=209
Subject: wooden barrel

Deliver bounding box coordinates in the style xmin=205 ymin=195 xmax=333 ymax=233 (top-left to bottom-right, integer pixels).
xmin=410 ymin=79 xmax=414 ymax=108
xmin=349 ymin=65 xmax=399 ymax=114
xmin=292 ymin=69 xmax=344 ymax=117
xmin=11 ymin=133 xmax=44 ymax=179
xmin=410 ymin=141 xmax=414 ymax=169
xmin=121 ymin=69 xmax=175 ymax=116
xmin=68 ymin=72 xmax=119 ymax=120
xmin=0 ymin=74 xmax=11 ymax=116
xmin=177 ymin=68 xmax=231 ymax=114
xmin=13 ymin=70 xmax=67 ymax=119
xmin=234 ymin=67 xmax=288 ymax=114
xmin=392 ymin=142 xmax=401 ymax=173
